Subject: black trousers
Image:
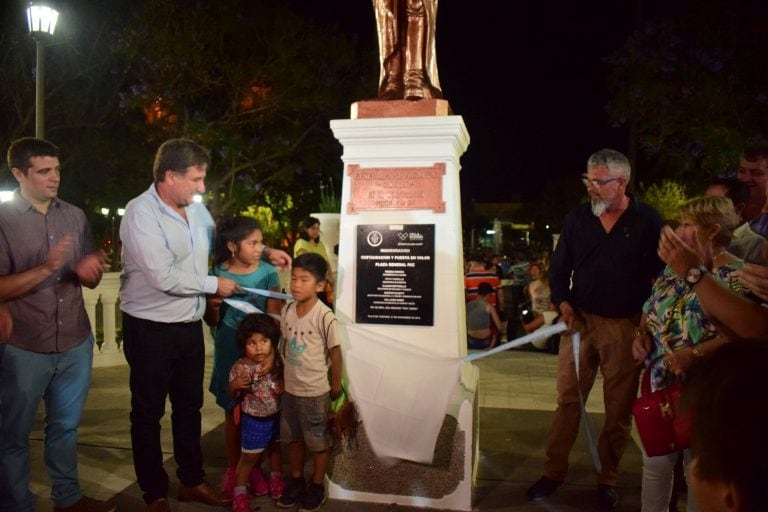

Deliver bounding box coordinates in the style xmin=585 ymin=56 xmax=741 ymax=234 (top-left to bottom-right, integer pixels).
xmin=122 ymin=313 xmax=206 ymax=503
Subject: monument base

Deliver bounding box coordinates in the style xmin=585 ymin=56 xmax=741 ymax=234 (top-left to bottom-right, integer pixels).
xmin=327 ymin=363 xmax=479 ymax=511
xmin=351 ymin=99 xmax=452 ymax=119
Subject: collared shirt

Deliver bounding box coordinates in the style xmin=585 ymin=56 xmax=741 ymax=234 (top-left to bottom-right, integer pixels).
xmin=119 ymin=184 xmax=218 ymax=323
xmin=549 ymin=195 xmax=664 ymax=318
xmin=729 ymin=222 xmax=768 ymax=265
xmin=0 ymin=190 xmax=93 ymax=353
xmin=748 ymin=211 xmax=768 ymax=239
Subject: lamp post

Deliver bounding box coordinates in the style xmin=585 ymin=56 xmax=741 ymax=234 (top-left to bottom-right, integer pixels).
xmin=26 ymin=2 xmax=59 ymax=139
xmin=101 ymin=207 xmax=125 ymax=271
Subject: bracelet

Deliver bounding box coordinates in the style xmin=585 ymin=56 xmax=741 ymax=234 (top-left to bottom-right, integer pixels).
xmin=691 ymin=345 xmax=704 ymax=358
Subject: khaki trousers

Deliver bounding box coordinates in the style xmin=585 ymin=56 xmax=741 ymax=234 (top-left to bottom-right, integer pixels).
xmin=543 ymin=309 xmax=641 ymax=486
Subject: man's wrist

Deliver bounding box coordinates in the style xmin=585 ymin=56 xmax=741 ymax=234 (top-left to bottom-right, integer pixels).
xmin=261 ymin=246 xmax=271 ymax=261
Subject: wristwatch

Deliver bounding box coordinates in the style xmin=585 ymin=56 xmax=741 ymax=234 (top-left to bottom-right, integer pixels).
xmin=685 ymin=265 xmax=708 ymax=286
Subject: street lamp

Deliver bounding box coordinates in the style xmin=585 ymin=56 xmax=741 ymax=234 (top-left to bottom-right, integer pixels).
xmin=101 ymin=207 xmax=125 ymax=271
xmin=26 ymin=2 xmax=59 ymax=138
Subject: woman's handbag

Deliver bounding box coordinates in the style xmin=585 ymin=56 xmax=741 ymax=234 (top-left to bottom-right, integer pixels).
xmin=632 ymin=370 xmax=692 ymax=457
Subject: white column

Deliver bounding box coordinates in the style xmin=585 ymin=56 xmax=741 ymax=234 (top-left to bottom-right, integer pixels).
xmin=327 ymin=115 xmax=476 ymax=512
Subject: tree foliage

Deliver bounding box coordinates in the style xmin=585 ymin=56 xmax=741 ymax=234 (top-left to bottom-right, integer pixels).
xmin=605 ymin=1 xmax=768 ymax=187
xmin=638 ymin=179 xmax=689 ymax=222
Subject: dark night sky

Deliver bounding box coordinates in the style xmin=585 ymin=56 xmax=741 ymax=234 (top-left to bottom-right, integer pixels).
xmin=298 ymin=1 xmax=639 ymax=203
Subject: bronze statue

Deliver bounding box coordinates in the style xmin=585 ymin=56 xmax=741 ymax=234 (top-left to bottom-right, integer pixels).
xmin=372 ymin=0 xmax=443 ymax=100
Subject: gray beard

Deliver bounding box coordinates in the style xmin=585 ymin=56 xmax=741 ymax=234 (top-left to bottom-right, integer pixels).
xmin=591 ymin=199 xmax=609 ymax=216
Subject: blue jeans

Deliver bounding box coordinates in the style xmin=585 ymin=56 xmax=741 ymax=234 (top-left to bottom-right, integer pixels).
xmin=0 ymin=335 xmax=94 ymax=512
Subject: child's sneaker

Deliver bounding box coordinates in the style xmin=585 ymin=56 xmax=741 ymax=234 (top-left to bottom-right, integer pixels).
xmin=276 ymin=476 xmax=305 ymax=508
xmin=298 ymin=482 xmax=326 ymax=512
xmin=221 ymin=467 xmax=237 ymax=497
xmin=249 ymin=468 xmax=268 ymax=496
xmin=270 ymin=473 xmax=285 ymax=499
xmin=232 ymin=494 xmax=250 ymax=512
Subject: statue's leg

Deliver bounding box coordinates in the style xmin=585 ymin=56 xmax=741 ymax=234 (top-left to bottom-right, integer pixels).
xmin=404 ymin=0 xmax=442 ymax=100
xmin=376 ymin=0 xmax=405 ymax=99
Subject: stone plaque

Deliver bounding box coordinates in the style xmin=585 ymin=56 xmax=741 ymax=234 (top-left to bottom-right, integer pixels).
xmin=356 ymin=224 xmax=435 ymax=326
xmin=347 ymin=163 xmax=446 ymax=213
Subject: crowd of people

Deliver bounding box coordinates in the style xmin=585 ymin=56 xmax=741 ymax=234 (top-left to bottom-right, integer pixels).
xmin=463 ymin=249 xmax=558 ymax=351
xmin=3 ymin=136 xmax=768 ymax=512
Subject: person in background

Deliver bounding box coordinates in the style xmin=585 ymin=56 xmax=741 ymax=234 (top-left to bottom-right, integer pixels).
xmin=680 ymin=340 xmax=768 ymax=511
xmin=294 ymin=216 xmax=334 ymax=308
xmin=705 ymin=177 xmax=768 ymax=264
xmin=0 ymin=137 xmax=114 ymax=512
xmin=735 ymin=142 xmax=768 ymax=235
xmin=205 ymin=216 xmax=282 ymax=499
xmin=632 ymin=196 xmax=743 ymax=512
xmin=466 ymin=282 xmax=503 ymax=350
xmin=120 ymin=138 xmax=291 ymax=512
xmin=527 ymin=148 xmax=664 ymax=511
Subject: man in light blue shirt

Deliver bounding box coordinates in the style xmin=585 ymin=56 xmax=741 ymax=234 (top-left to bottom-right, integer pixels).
xmin=119 ymin=138 xmax=289 ymax=512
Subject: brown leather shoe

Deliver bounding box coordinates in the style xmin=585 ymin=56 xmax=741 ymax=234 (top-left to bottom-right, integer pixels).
xmin=53 ymin=496 xmax=117 ymax=512
xmin=146 ymin=498 xmax=171 ymax=512
xmin=178 ymin=481 xmax=231 ymax=506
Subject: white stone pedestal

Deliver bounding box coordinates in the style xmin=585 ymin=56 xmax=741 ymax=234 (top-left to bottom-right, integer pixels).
xmin=328 ymin=115 xmax=477 ymax=511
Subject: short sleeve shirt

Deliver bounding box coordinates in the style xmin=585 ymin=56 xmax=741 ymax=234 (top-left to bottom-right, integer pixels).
xmin=280 ymin=300 xmax=340 ymax=397
xmin=229 ymin=357 xmax=283 ymax=417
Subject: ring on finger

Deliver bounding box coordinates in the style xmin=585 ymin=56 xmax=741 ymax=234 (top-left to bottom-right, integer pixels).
xmin=663 ymin=359 xmax=671 ymax=367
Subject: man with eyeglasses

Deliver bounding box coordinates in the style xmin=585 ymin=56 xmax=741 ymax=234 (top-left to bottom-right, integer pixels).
xmin=736 ymin=143 xmax=768 ymax=237
xmin=526 ymin=148 xmax=664 ymax=511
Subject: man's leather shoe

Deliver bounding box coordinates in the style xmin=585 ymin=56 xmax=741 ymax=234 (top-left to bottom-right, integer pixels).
xmin=178 ymin=481 xmax=231 ymax=506
xmin=596 ymin=484 xmax=619 ymax=511
xmin=147 ymin=498 xmax=171 ymax=512
xmin=525 ymin=476 xmax=562 ymax=500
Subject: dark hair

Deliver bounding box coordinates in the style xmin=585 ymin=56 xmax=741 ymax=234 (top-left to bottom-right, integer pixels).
xmin=293 ymin=252 xmax=327 ymax=284
xmin=477 ymin=282 xmax=494 ymax=296
xmin=7 ymin=137 xmax=60 ymax=176
xmin=298 ymin=216 xmax=320 ymax=242
xmin=152 ymin=138 xmax=210 ymax=183
xmin=742 ymin=141 xmax=768 ymax=163
xmin=682 ymin=340 xmax=768 ymax=510
xmin=709 ymin=177 xmax=749 ymax=206
xmin=212 ymin=216 xmax=263 ymax=267
xmin=235 ymin=313 xmax=281 ymax=356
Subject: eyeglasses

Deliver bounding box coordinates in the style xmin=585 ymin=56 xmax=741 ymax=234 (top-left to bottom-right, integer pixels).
xmin=581 ymin=175 xmax=622 ymax=187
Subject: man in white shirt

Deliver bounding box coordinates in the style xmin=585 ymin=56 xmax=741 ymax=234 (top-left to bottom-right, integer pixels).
xmin=120 ymin=138 xmax=290 ymax=512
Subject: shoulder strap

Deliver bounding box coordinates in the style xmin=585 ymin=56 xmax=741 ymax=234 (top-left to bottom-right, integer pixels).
xmin=281 ymin=302 xmax=297 ymax=359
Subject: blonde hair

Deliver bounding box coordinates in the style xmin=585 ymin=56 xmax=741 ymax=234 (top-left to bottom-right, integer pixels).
xmin=678 ymin=196 xmax=739 ymax=247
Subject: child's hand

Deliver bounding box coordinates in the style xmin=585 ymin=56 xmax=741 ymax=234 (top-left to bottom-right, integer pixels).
xmin=228 ymin=373 xmax=250 ymax=395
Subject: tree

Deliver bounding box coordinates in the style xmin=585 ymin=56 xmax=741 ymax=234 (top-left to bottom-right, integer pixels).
xmin=639 ymin=179 xmax=689 ymax=222
xmin=605 ymin=0 xmax=768 ymax=188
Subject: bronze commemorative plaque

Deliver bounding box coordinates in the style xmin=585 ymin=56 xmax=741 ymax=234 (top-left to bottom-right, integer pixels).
xmin=347 ymin=163 xmax=446 ymax=213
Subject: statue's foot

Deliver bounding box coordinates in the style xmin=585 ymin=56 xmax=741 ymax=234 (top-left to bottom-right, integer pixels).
xmin=404 ymin=69 xmax=443 ymax=100
xmin=377 ymin=76 xmax=404 ymax=100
